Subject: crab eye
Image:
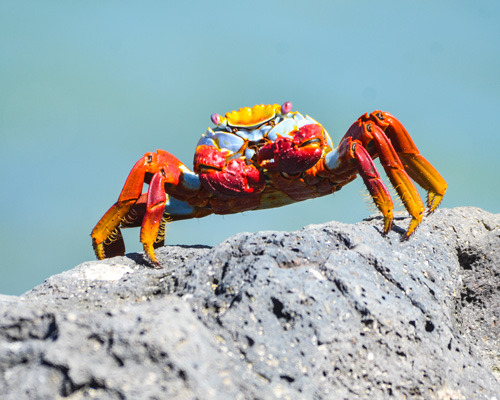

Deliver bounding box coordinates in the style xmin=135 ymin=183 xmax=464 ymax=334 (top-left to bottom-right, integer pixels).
xmin=281 ymin=101 xmax=292 ymax=114
xmin=211 ymin=113 xmax=222 ymax=126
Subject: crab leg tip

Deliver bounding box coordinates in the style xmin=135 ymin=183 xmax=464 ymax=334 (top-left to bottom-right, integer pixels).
xmin=427 ymin=192 xmax=444 ymax=214
xmin=143 ymin=243 xmax=162 ymax=269
xmin=93 ymin=240 xmax=105 ymax=260
xmin=383 ymin=216 xmax=393 ymax=235
xmin=402 ymin=215 xmax=422 ymax=239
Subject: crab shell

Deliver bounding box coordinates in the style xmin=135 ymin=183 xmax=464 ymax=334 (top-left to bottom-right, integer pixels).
xmin=193 ymin=103 xmax=334 ymax=198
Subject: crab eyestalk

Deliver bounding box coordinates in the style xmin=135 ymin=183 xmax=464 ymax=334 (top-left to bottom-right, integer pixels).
xmin=210 ymin=112 xmax=224 ymax=127
xmin=281 ymin=101 xmax=292 ymax=114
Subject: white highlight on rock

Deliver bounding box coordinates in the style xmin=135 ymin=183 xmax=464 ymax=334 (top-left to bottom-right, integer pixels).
xmin=82 ymin=263 xmax=133 ymax=281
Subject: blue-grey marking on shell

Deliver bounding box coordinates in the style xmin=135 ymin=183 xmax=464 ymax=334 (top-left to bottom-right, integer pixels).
xmin=197 ymin=128 xmax=245 ymax=153
xmin=179 ymin=167 xmax=201 ymax=191
xmin=165 ymin=196 xmax=196 ymax=216
xmin=197 ymin=112 xmax=334 ymax=161
xmin=245 ymin=147 xmax=255 ymax=161
xmin=233 ymin=124 xmax=273 ymax=142
xmin=325 ymin=147 xmax=341 ymax=170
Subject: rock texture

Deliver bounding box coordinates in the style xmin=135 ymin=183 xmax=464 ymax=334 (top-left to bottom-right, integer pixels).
xmin=0 ymin=207 xmax=499 ymax=399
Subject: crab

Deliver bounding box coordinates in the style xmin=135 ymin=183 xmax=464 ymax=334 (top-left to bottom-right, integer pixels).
xmin=91 ymin=102 xmax=447 ymax=267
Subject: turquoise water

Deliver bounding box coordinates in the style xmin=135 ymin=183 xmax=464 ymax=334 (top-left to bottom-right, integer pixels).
xmin=1 ymin=1 xmax=499 ymax=295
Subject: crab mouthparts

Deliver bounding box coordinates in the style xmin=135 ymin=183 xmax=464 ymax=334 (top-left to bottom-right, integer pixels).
xmin=260 ymin=157 xmax=275 ymax=167
xmin=300 ymin=138 xmax=322 ymax=148
xmin=197 ymin=164 xmax=223 ymax=173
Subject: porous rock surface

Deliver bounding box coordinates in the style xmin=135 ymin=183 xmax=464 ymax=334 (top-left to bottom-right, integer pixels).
xmin=0 ymin=207 xmax=499 ymax=399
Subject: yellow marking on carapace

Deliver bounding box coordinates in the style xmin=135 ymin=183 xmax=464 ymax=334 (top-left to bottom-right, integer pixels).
xmin=225 ymin=103 xmax=282 ymax=128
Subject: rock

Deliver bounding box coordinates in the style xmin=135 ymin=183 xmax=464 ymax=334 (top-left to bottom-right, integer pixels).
xmin=0 ymin=207 xmax=499 ymax=399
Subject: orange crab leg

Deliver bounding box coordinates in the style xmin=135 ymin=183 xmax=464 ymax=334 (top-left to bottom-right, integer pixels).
xmin=350 ymin=140 xmax=394 ymax=233
xmin=342 ymin=118 xmax=425 ymax=236
xmin=140 ymin=169 xmax=168 ymax=267
xmin=371 ymin=111 xmax=447 ymax=212
xmin=399 ymin=154 xmax=446 ymax=213
xmin=91 ymin=150 xmax=185 ymax=260
xmin=366 ymin=123 xmax=425 ymax=236
xmin=91 ymin=155 xmax=154 ymax=259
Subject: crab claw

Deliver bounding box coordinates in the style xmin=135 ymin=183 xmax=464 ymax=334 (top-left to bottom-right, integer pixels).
xmin=194 ymin=145 xmax=265 ymax=197
xmin=91 ymin=150 xmax=188 ymax=266
xmin=257 ymin=124 xmax=325 ymax=174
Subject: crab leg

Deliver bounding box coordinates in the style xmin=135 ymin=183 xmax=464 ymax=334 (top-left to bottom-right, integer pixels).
xmin=337 ymin=111 xmax=447 ymax=237
xmin=91 ymin=155 xmax=155 ymax=260
xmin=140 ymin=169 xmax=168 ymax=267
xmin=363 ymin=122 xmax=425 ymax=236
xmin=350 ymin=140 xmax=394 ymax=233
xmin=371 ymin=111 xmax=447 ymax=212
xmin=91 ymin=150 xmax=191 ymax=261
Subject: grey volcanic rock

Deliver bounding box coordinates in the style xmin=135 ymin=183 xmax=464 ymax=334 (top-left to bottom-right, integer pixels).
xmin=1 ymin=207 xmax=499 ymax=399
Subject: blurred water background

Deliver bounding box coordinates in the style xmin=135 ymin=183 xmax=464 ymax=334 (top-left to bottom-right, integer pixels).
xmin=1 ymin=1 xmax=499 ymax=295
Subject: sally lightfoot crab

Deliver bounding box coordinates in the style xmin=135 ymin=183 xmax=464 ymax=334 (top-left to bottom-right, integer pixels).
xmin=91 ymin=102 xmax=447 ymax=267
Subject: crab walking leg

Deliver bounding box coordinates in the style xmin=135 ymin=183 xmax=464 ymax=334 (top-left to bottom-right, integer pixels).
xmin=339 ymin=118 xmax=427 ymax=236
xmin=398 ymin=154 xmax=446 ymax=212
xmin=91 ymin=156 xmax=155 ymax=259
xmin=91 ymin=150 xmax=186 ymax=259
xmin=365 ymin=124 xmax=425 ymax=236
xmin=371 ymin=112 xmax=447 ymax=212
xmin=351 ymin=141 xmax=394 ymax=233
xmin=140 ymin=170 xmax=168 ymax=267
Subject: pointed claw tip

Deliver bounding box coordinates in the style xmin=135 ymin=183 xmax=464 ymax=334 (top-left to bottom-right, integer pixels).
xmin=143 ymin=243 xmax=163 ymax=269
xmin=149 ymin=259 xmax=163 ymax=269
xmin=93 ymin=240 xmax=106 ymax=260
xmin=426 ymin=192 xmax=444 ymax=215
xmin=145 ymin=254 xmax=162 ymax=269
xmin=403 ymin=219 xmax=420 ymax=240
xmin=400 ymin=233 xmax=411 ymax=242
xmin=382 ymin=219 xmax=393 ymax=235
